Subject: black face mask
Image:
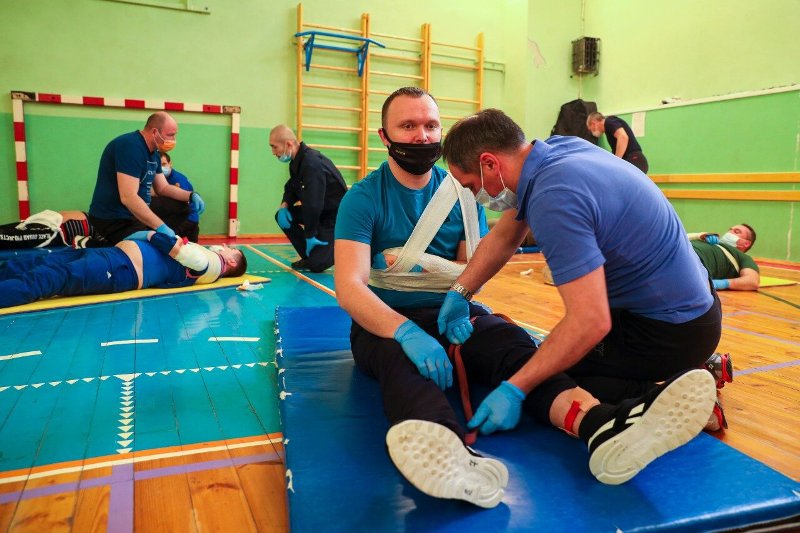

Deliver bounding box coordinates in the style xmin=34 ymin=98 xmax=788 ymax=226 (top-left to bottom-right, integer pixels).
xmin=383 ymin=130 xmax=442 ymax=176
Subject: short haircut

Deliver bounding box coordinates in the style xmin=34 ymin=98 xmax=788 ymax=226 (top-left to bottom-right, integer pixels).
xmin=381 ymin=87 xmax=437 ymax=130
xmin=270 ymin=124 xmax=297 ymax=143
xmin=742 ymin=223 xmax=757 ymax=249
xmin=441 ymin=108 xmax=527 ymax=175
xmin=162 ymin=153 xmax=171 ymax=163
xmin=145 ymin=111 xmax=171 ymax=130
xmin=224 ymin=251 xmax=248 ymax=278
xmin=586 ymin=112 xmax=605 ymax=127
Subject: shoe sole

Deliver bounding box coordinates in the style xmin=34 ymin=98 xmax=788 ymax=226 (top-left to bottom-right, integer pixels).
xmin=589 ymin=369 xmax=716 ymax=485
xmin=386 ymin=420 xmax=508 ymax=508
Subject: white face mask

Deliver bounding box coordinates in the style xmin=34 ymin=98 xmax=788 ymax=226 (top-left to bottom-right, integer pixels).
xmin=720 ymin=232 xmax=739 ymax=248
xmin=208 ymin=245 xmax=225 ymax=253
xmin=474 ymin=163 xmax=518 ymax=212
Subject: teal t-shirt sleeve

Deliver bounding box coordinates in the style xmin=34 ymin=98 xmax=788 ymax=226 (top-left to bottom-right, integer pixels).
xmin=477 ymin=205 xmax=489 ymax=237
xmin=334 ymin=185 xmax=374 ymax=245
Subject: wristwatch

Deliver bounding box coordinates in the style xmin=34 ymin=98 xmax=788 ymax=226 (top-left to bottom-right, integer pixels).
xmin=450 ymin=282 xmax=474 ymax=301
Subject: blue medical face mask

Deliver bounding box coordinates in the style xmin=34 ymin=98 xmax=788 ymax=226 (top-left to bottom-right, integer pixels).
xmin=474 ymin=163 xmax=518 ymax=212
xmin=162 ymin=164 xmax=172 ymax=177
xmin=277 ymin=142 xmax=292 ymax=163
xmin=720 ymin=232 xmax=739 ymax=248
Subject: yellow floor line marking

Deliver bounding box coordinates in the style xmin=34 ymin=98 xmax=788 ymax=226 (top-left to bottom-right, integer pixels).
xmin=245 ymin=245 xmax=336 ymax=298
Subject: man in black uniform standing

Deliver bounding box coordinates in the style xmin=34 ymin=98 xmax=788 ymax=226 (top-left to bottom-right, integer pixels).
xmin=269 ymin=124 xmax=347 ymax=272
xmin=586 ymin=112 xmax=649 ymax=173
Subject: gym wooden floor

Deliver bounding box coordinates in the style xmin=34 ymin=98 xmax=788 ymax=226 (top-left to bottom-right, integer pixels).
xmin=1 ymin=246 xmax=797 ymax=531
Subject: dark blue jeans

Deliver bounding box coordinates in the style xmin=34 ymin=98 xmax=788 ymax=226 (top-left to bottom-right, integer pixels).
xmin=0 ymin=248 xmax=138 ymax=308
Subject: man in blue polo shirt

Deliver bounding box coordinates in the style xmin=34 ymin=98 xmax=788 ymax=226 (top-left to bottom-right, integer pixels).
xmin=82 ymin=112 xmax=205 ymax=247
xmin=439 ymin=108 xmax=720 ymax=488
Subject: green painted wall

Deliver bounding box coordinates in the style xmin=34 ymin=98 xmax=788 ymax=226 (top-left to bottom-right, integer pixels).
xmin=524 ymin=0 xmax=800 ymax=261
xmin=0 ymin=0 xmax=527 ymax=235
xmin=1 ymin=0 xmax=798 ymax=260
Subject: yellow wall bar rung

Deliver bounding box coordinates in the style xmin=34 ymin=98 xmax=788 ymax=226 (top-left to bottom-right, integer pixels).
xmin=476 ymin=33 xmax=484 ymax=110
xmin=437 ymin=96 xmax=480 ymax=105
xmin=440 ymin=113 xmax=470 ymax=120
xmin=432 ymin=41 xmax=480 ymax=52
xmin=296 ymin=2 xmax=304 ymax=139
xmin=302 ymin=123 xmax=361 ymax=132
xmin=370 ymin=52 xmax=421 ymax=64
xmin=304 ymin=22 xmax=361 ymax=35
xmin=662 ymin=190 xmax=800 ymax=201
xmin=367 ymin=147 xmax=386 ymax=152
xmin=310 ymin=64 xmax=359 ymax=74
xmin=422 ymin=23 xmax=431 ymax=92
xmin=367 ymin=90 xmax=392 ymax=96
xmin=337 ymin=165 xmax=361 ymax=170
xmin=430 ymin=60 xmax=478 ymax=71
xmin=303 ymin=83 xmax=361 ymax=93
xmin=310 ymin=144 xmax=362 ymax=152
xmin=651 ymin=172 xmax=800 ymax=184
xmin=303 ymin=103 xmax=361 ymax=112
xmin=359 ymin=10 xmax=370 ymax=177
xmin=370 ymin=31 xmax=423 ymax=44
xmin=370 ymin=70 xmax=424 ymax=80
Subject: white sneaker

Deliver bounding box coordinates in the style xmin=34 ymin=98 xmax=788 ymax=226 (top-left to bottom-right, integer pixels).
xmin=586 ymin=368 xmax=716 ymax=485
xmin=386 ymin=419 xmax=508 ymax=508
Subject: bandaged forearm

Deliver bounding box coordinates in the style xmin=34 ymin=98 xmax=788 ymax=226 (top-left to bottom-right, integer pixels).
xmin=687 ymin=233 xmax=703 ymax=241
xmin=174 ymin=241 xmax=210 ymax=271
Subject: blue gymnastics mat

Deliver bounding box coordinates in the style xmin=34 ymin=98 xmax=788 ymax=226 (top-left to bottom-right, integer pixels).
xmin=276 ymin=306 xmax=800 ymax=533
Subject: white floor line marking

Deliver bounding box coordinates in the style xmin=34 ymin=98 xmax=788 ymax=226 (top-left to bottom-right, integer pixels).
xmin=0 ymin=350 xmax=42 ymax=361
xmin=101 ymin=339 xmax=159 ymax=347
xmin=117 ymin=378 xmax=134 ymax=454
xmin=0 ymin=437 xmax=284 ymax=485
xmin=208 ymin=337 xmax=260 ymax=342
xmin=0 ymin=363 xmax=272 ymax=392
xmin=245 ymin=245 xmax=336 ymax=297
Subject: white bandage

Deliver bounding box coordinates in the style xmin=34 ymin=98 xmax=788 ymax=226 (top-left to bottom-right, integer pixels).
xmin=368 ymin=173 xmax=480 ymax=293
xmin=175 ymin=242 xmax=210 ymax=271
xmin=175 ymin=242 xmax=223 ymax=284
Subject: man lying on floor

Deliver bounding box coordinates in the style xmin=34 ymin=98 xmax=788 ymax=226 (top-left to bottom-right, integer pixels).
xmin=0 ymin=209 xmax=104 ymax=250
xmin=0 ymin=231 xmax=247 ymax=308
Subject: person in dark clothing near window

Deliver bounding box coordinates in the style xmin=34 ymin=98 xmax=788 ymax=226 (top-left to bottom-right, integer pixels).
xmin=269 ymin=124 xmax=347 ymax=272
xmin=587 ymin=112 xmax=649 ymax=173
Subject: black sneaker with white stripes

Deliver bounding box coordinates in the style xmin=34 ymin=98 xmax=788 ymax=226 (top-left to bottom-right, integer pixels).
xmin=579 ymin=368 xmax=716 ymax=485
xmin=386 ymin=419 xmax=508 ymax=508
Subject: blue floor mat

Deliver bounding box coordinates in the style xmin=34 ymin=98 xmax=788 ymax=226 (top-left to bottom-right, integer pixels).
xmin=276 ymin=305 xmax=800 ymax=533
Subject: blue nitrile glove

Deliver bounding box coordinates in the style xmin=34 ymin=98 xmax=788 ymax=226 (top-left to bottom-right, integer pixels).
xmin=276 ymin=207 xmax=292 ymax=230
xmin=437 ymin=290 xmax=473 ymax=345
xmin=305 ymin=236 xmax=329 ymax=256
xmin=371 ymin=253 xmax=422 ymax=272
xmin=155 ymin=223 xmax=176 ymax=239
xmin=393 ymin=320 xmax=453 ymax=390
xmin=467 ymin=381 xmax=526 ymax=435
xmin=713 ymin=279 xmax=730 ymax=290
xmin=189 ymin=192 xmax=206 ymax=215
xmin=124 ymin=230 xmax=151 ymax=241
xmin=704 ymin=233 xmax=720 ymax=245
